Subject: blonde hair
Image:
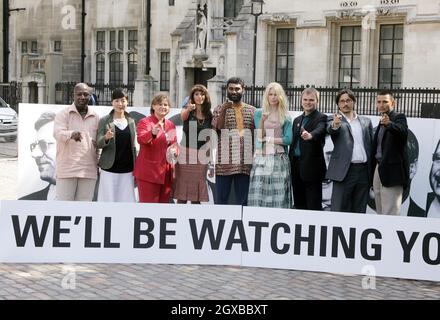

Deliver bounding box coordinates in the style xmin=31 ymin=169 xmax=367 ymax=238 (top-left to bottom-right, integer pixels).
xmin=262 ymin=82 xmax=289 ymax=124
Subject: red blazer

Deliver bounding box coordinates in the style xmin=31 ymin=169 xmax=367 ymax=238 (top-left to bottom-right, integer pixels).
xmin=133 ymin=115 xmax=177 ymax=185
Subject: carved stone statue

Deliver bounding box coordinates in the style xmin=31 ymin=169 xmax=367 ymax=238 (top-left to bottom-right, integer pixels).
xmin=196 ymin=7 xmax=207 ymax=50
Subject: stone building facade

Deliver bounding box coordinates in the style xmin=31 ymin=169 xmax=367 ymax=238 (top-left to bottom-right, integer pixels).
xmin=2 ymin=0 xmax=440 ymax=108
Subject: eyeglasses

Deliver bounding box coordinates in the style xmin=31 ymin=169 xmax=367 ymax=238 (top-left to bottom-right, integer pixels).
xmin=30 ymin=140 xmax=55 ymax=153
xmin=338 ymin=99 xmax=353 ymax=104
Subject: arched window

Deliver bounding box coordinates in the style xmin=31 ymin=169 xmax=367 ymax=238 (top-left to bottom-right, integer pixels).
xmin=128 ymin=53 xmax=137 ymax=87
xmin=96 ymin=54 xmax=105 ymax=85
xmin=109 ymin=53 xmax=123 ymax=86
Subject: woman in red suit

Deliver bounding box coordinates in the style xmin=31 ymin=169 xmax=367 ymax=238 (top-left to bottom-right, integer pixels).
xmin=134 ymin=94 xmax=178 ymax=203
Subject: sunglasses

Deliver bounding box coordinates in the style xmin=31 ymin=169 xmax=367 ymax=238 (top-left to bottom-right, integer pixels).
xmin=30 ymin=140 xmax=55 ymax=153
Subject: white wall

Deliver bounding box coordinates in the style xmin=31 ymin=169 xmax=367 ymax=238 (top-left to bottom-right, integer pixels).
xmin=294 ymin=28 xmax=329 ymax=86
xmin=403 ymin=23 xmax=440 ymax=88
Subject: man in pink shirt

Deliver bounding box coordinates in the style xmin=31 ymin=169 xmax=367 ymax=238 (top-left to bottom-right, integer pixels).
xmin=53 ymin=83 xmax=99 ymax=201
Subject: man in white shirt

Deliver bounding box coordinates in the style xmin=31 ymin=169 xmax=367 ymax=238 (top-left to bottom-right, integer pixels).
xmin=326 ymin=89 xmax=373 ymax=213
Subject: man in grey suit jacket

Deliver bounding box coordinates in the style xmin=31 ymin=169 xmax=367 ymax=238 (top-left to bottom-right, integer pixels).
xmin=326 ymin=89 xmax=373 ymax=213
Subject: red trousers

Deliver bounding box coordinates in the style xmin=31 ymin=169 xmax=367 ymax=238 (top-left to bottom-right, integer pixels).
xmin=137 ymin=179 xmax=172 ymax=203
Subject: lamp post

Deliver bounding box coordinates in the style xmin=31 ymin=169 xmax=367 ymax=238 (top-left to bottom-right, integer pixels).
xmin=251 ymin=0 xmax=264 ymax=106
xmin=146 ymin=0 xmax=151 ymax=75
xmin=2 ymin=0 xmax=25 ymax=82
xmin=81 ymin=0 xmax=86 ymax=82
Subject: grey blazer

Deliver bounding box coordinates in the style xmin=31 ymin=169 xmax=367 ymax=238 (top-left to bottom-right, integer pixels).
xmin=97 ymin=110 xmax=137 ymax=170
xmin=325 ymin=114 xmax=373 ymax=182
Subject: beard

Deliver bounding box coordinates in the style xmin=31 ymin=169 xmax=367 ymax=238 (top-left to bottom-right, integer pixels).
xmin=227 ymin=92 xmax=243 ymax=103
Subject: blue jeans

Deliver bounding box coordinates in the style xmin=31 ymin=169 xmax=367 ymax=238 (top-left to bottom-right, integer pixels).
xmin=215 ymin=174 xmax=250 ymax=206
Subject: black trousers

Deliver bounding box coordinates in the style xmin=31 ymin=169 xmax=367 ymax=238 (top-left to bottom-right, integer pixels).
xmin=331 ymin=163 xmax=369 ymax=213
xmin=291 ymin=159 xmax=323 ymax=211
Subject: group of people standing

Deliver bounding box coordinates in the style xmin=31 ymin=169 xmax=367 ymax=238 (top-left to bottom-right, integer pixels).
xmin=52 ymin=79 xmax=409 ymax=216
xmin=52 ymin=84 xmax=176 ymax=204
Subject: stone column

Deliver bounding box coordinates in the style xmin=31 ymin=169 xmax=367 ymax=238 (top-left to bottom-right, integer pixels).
xmin=207 ymin=75 xmax=226 ymax=108
xmin=45 ymin=53 xmax=63 ymax=104
xmin=38 ymin=83 xmax=46 ymax=104
xmin=21 ymin=83 xmax=29 ymax=103
xmin=170 ymin=35 xmax=181 ymax=107
xmin=360 ymin=25 xmax=373 ymax=87
xmin=133 ymin=75 xmax=158 ymax=108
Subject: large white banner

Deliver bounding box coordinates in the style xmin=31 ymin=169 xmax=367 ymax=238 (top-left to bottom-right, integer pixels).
xmin=0 ymin=200 xmax=439 ymax=282
xmin=0 ymin=200 xmax=242 ymax=265
xmin=242 ymin=206 xmax=440 ymax=282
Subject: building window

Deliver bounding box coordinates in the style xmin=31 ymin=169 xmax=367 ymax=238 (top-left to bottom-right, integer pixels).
xmin=338 ymin=26 xmax=361 ymax=88
xmin=118 ymin=30 xmax=124 ymax=50
xmin=97 ymin=31 xmax=105 ymax=51
xmin=110 ymin=31 xmax=116 ymax=50
xmin=94 ymin=30 xmax=138 ymax=85
xmin=160 ymin=52 xmax=170 ymax=91
xmin=54 ymin=41 xmax=62 ymax=52
xmin=31 ymin=41 xmax=38 ymax=54
xmin=224 ymin=0 xmax=244 ymax=18
xmin=96 ymin=54 xmax=105 ymax=85
xmin=169 ymin=0 xmax=175 ymax=5
xmin=128 ymin=53 xmax=137 ymax=87
xmin=110 ymin=53 xmax=123 ymax=85
xmin=128 ymin=30 xmax=138 ymax=50
xmin=378 ymin=24 xmax=403 ymax=89
xmin=21 ymin=41 xmax=28 ymax=54
xmin=275 ymin=29 xmax=294 ymax=88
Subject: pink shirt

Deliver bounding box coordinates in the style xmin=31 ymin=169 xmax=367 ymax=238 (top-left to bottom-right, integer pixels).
xmin=53 ymin=104 xmax=99 ymax=179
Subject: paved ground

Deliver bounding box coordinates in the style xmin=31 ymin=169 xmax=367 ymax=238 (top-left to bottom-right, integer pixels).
xmin=1 ymin=141 xmax=440 ymax=301
xmin=0 ymin=263 xmax=439 ymax=300
xmin=0 ymin=140 xmax=18 ymax=159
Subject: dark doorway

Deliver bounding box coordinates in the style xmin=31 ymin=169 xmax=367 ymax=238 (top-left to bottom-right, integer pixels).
xmin=194 ymin=68 xmax=216 ymax=87
xmin=29 ymin=82 xmax=38 ymax=103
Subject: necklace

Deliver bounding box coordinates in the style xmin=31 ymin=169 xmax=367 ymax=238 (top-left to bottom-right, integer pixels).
xmin=197 ymin=117 xmax=205 ymax=125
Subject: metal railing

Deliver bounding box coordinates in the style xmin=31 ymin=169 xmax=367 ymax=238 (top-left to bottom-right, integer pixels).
xmin=222 ymin=85 xmax=440 ymax=118
xmin=0 ymin=82 xmax=22 ymax=112
xmin=55 ymin=82 xmax=135 ymax=106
